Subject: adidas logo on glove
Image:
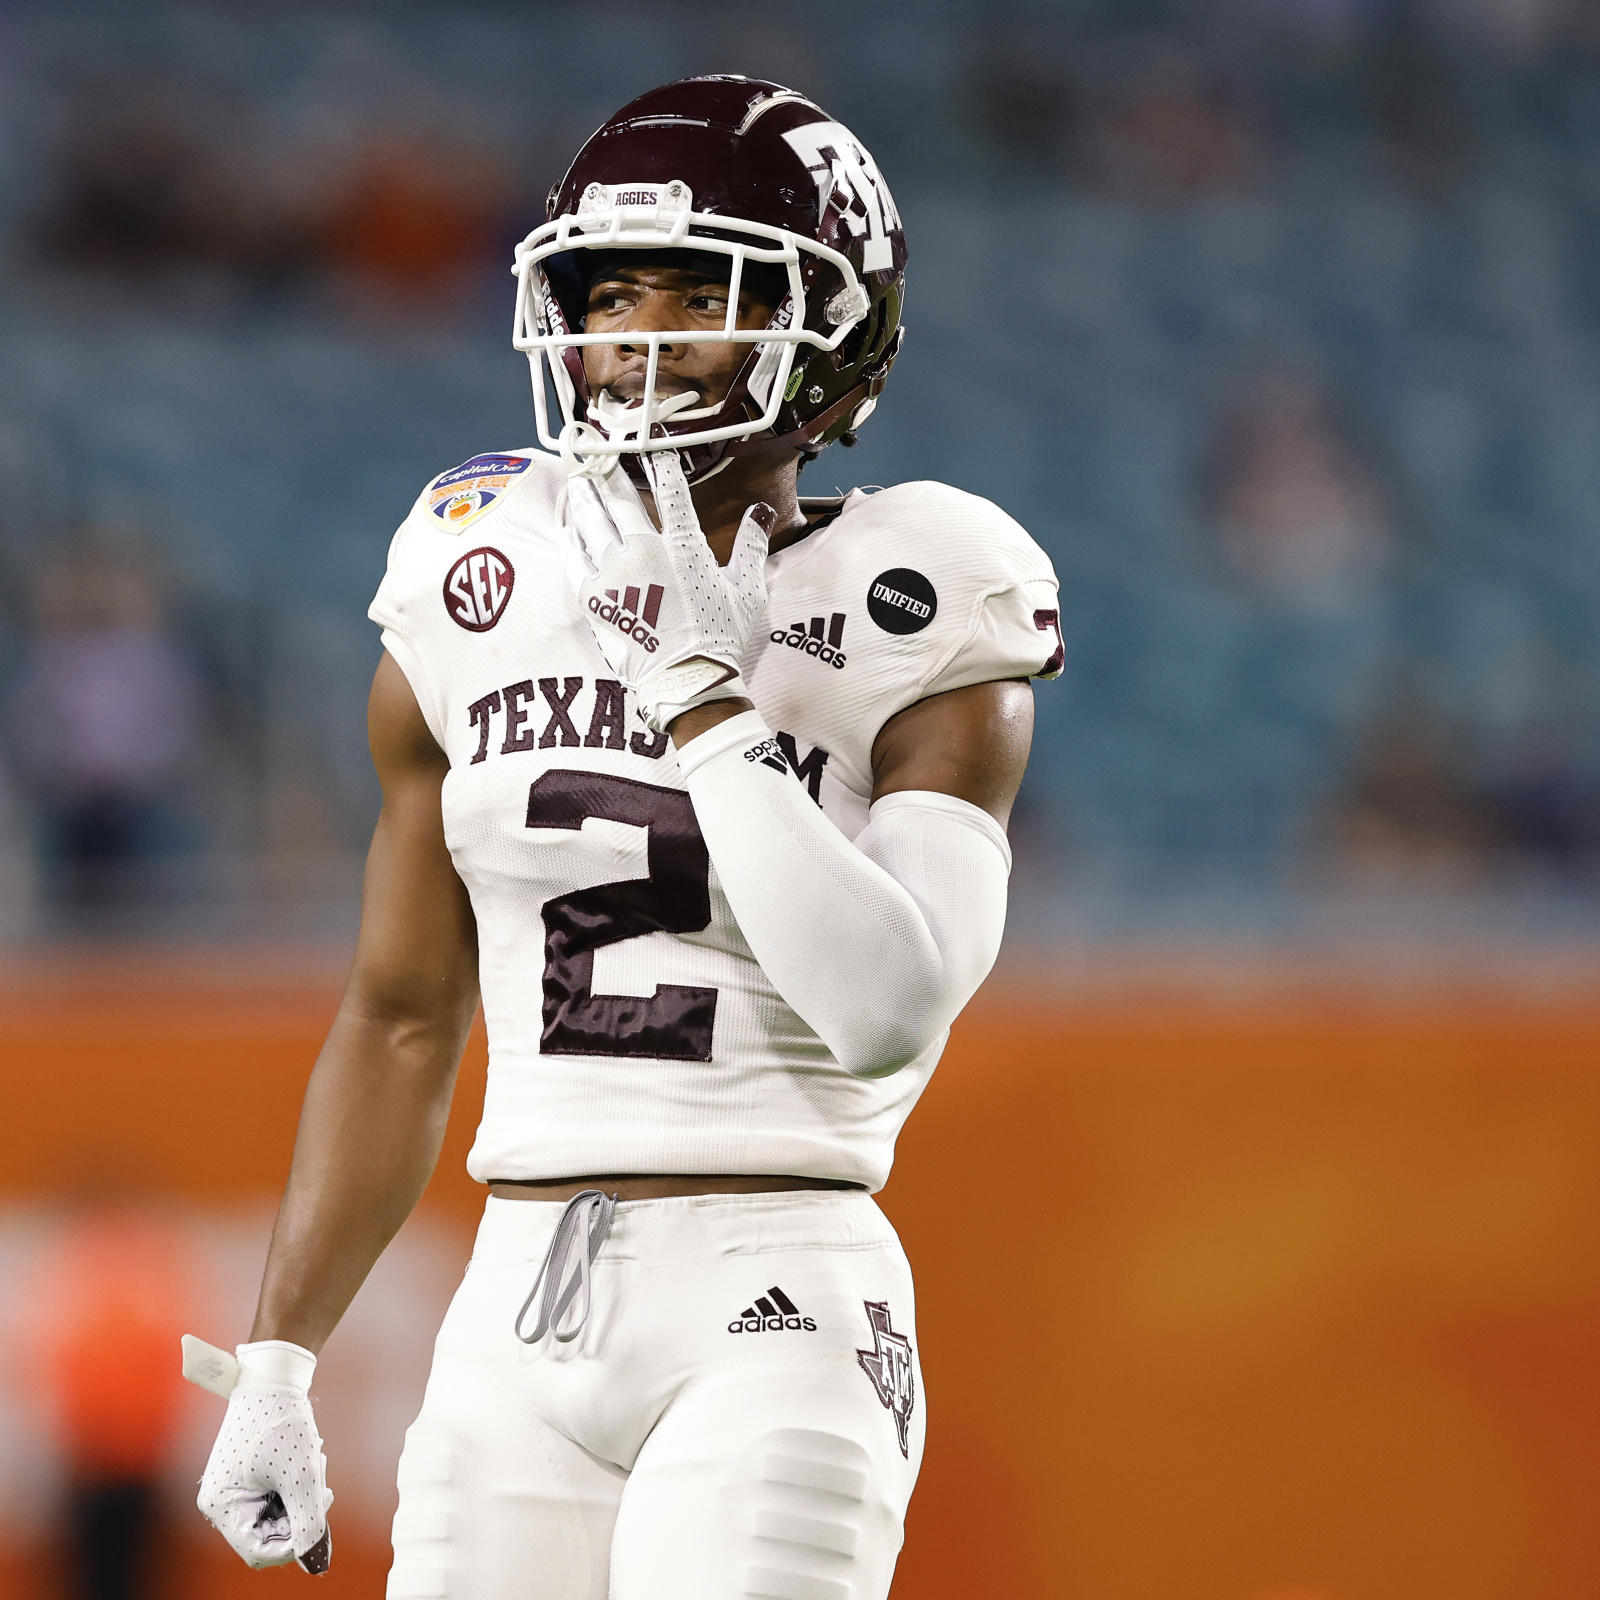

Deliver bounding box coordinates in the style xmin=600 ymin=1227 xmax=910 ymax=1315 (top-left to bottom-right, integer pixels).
xmin=728 ymin=1285 xmax=817 ymax=1334
xmin=589 ymin=583 xmax=664 ymax=652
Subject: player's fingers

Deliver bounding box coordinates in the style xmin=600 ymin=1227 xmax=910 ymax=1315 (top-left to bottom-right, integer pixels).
xmin=594 ymin=461 xmax=658 ymax=545
xmin=291 ymin=1497 xmax=332 ymax=1569
xmin=297 ymin=1527 xmax=333 ymax=1577
xmin=562 ymin=523 xmax=597 ymax=588
xmin=727 ymin=502 xmax=775 ymax=595
xmin=282 ymin=1468 xmax=331 ymax=1568
xmin=200 ymin=1485 xmax=297 ymax=1569
xmin=646 ymin=450 xmax=701 ymax=547
xmin=567 ymin=479 xmax=623 ymax=559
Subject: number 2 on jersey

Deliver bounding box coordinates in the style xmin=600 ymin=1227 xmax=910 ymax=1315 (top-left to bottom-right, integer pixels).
xmin=525 ymin=771 xmax=717 ymax=1060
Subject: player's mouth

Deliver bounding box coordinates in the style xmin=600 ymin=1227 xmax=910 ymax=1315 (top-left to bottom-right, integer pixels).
xmin=601 ymin=377 xmax=704 ymax=408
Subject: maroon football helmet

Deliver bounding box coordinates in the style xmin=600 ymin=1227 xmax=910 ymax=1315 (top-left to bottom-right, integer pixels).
xmin=512 ymin=76 xmax=906 ymax=482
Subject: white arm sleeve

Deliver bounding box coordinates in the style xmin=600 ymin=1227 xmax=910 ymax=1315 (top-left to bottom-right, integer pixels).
xmin=678 ymin=711 xmax=1011 ymax=1078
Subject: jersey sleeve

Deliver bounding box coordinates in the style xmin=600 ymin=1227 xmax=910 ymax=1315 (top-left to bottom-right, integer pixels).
xmin=367 ymin=482 xmax=449 ymax=748
xmin=892 ymin=484 xmax=1063 ymax=702
xmin=918 ymin=577 xmax=1063 ymax=697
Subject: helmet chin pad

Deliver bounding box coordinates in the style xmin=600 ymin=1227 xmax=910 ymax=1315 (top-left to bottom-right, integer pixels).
xmin=590 ymin=387 xmax=702 ymax=444
xmin=565 ymin=382 xmax=745 ymax=486
xmin=562 ymin=390 xmax=751 ymax=489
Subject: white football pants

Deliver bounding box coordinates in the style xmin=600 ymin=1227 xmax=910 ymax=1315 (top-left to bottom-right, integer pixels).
xmin=387 ymin=1191 xmax=924 ymax=1600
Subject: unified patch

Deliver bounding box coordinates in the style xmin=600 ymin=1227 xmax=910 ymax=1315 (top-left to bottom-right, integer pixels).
xmin=428 ymin=453 xmax=530 ymax=532
xmin=867 ymin=568 xmax=937 ymax=635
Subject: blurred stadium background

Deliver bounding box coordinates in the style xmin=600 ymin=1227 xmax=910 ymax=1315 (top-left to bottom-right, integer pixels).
xmin=2 ymin=2 xmax=1598 ymax=1598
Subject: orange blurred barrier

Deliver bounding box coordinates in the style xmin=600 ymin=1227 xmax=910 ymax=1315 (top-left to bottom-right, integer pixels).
xmin=4 ymin=951 xmax=1600 ymax=1600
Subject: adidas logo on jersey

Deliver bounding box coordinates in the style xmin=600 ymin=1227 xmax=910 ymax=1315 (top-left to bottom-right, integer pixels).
xmin=728 ymin=1286 xmax=817 ymax=1334
xmin=770 ymin=612 xmax=847 ymax=669
xmin=589 ymin=584 xmax=663 ymax=652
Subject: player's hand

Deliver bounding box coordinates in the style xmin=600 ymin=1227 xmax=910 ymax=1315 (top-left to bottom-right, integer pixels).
xmin=564 ymin=449 xmax=773 ymax=733
xmin=193 ymin=1340 xmax=334 ymax=1574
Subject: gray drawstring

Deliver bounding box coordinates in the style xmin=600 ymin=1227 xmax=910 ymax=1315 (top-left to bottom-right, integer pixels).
xmin=513 ymin=1190 xmax=617 ymax=1345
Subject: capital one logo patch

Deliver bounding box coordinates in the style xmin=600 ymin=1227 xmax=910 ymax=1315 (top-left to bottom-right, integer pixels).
xmin=428 ymin=453 xmax=529 ymax=532
xmin=444 ymin=547 xmax=515 ymax=631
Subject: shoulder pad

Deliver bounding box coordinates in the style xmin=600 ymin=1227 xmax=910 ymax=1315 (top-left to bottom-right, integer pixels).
xmin=838 ymin=480 xmax=1055 ymax=591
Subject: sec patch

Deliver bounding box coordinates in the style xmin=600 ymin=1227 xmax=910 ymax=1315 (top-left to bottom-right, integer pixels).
xmin=428 ymin=453 xmax=529 ymax=532
xmin=444 ymin=547 xmax=514 ymax=631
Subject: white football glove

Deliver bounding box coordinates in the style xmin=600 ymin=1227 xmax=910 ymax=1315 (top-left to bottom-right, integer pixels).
xmin=565 ymin=448 xmax=772 ymax=734
xmin=191 ymin=1338 xmax=333 ymax=1574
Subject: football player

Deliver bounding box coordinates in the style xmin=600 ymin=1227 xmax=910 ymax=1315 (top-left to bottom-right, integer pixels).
xmin=190 ymin=76 xmax=1061 ymax=1599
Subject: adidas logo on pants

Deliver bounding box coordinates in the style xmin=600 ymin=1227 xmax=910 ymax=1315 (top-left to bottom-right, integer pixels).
xmin=728 ymin=1285 xmax=818 ymax=1333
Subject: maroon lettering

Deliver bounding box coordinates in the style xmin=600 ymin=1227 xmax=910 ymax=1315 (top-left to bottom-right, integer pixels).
xmin=467 ymin=690 xmax=502 ymax=764
xmin=1033 ymin=608 xmax=1064 ymax=677
xmin=538 ymin=677 xmax=584 ymax=748
xmin=775 ymin=732 xmax=829 ymax=805
xmin=464 ymin=676 xmax=682 ymax=764
xmin=584 ymin=679 xmax=628 ymax=751
xmin=630 ymin=725 xmax=669 ymax=760
xmin=501 ymin=680 xmax=540 ymax=754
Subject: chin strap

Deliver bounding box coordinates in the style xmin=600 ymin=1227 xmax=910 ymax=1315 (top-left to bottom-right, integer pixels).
xmin=724 ymin=377 xmax=878 ymax=461
xmin=557 ymin=420 xmax=615 ymax=482
xmin=729 ymin=327 xmax=903 ymax=461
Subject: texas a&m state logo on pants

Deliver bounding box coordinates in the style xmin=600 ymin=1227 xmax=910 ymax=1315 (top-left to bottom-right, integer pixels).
xmin=856 ymin=1300 xmax=915 ymax=1457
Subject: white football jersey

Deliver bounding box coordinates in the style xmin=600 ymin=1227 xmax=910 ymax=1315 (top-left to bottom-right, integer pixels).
xmin=369 ymin=449 xmax=1060 ymax=1190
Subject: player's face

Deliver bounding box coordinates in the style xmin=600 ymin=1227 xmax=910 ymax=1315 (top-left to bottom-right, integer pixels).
xmin=581 ymin=261 xmax=776 ymax=414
